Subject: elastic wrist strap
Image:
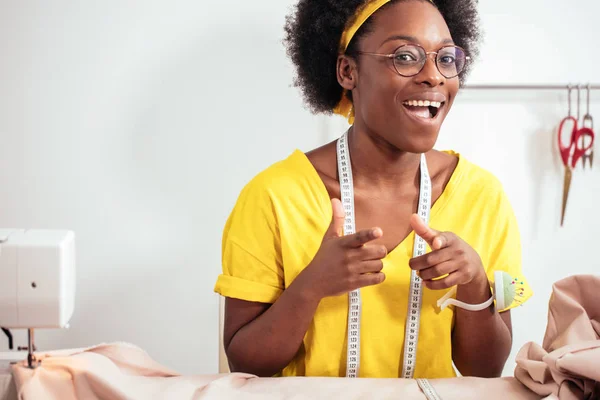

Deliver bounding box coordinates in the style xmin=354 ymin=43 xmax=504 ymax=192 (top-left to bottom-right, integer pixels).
xmin=436 ymin=287 xmax=495 ymax=311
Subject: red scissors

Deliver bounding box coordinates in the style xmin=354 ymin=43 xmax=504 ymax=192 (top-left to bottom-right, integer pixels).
xmin=558 ymin=92 xmax=595 ymax=226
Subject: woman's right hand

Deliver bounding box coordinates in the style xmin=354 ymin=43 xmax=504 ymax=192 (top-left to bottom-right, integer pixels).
xmin=297 ymin=198 xmax=387 ymax=300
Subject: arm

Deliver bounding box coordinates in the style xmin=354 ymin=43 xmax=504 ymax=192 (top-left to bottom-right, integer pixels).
xmin=223 ymin=198 xmax=386 ymax=377
xmin=224 ymin=277 xmax=320 ymax=377
xmin=451 ymin=186 xmax=528 ymax=377
xmin=408 ymin=214 xmax=516 ymax=378
xmin=451 ymin=272 xmax=513 ymax=377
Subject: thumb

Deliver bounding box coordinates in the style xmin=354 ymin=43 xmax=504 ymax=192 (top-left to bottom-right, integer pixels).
xmin=409 ymin=214 xmax=445 ymax=250
xmin=325 ymin=198 xmax=345 ymax=238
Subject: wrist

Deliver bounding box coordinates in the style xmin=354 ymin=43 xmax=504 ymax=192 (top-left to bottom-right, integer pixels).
xmin=470 ymin=267 xmax=490 ymax=288
xmin=457 ymin=267 xmax=491 ymax=304
xmin=290 ymin=267 xmax=323 ymax=305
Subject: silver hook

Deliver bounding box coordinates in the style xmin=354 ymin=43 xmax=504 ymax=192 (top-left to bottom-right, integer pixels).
xmin=577 ymin=84 xmax=581 ymax=121
xmin=587 ymin=83 xmax=591 ymax=116
xmin=567 ymin=84 xmax=572 ymax=117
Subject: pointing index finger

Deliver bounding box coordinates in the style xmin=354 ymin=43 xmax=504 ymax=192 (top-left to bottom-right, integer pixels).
xmin=342 ymin=227 xmax=383 ymax=248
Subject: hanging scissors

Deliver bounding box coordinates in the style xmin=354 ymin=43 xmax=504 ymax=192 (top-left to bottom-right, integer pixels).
xmin=558 ymin=85 xmax=595 ymax=226
xmin=580 ymin=84 xmax=595 ymax=168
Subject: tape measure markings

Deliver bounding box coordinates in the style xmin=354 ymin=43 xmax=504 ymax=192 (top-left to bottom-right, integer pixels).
xmin=336 ymin=130 xmax=431 ymax=378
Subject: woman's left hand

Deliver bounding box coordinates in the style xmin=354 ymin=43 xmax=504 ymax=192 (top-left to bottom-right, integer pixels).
xmin=408 ymin=214 xmax=487 ymax=290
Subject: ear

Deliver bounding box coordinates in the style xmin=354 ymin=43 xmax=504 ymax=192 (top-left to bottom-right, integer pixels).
xmin=336 ymin=55 xmax=358 ymax=91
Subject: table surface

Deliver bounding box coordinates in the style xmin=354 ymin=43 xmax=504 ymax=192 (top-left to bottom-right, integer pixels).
xmin=0 ymin=352 xmax=27 ymax=363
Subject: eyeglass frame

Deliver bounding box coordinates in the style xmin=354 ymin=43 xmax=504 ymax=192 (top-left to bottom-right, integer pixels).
xmin=355 ymin=43 xmax=470 ymax=79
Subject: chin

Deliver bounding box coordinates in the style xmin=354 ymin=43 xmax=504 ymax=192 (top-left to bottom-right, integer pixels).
xmin=386 ymin=120 xmax=441 ymax=154
xmin=403 ymin=136 xmax=439 ymax=154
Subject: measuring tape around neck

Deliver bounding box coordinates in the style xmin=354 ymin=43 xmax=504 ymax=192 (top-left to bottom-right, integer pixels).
xmin=336 ymin=130 xmax=432 ymax=378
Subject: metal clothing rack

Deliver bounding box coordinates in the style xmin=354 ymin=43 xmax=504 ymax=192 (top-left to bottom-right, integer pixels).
xmin=462 ymin=83 xmax=600 ymax=90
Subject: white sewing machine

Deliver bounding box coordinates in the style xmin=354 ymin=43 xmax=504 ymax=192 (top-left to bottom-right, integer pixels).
xmin=0 ymin=229 xmax=76 ymax=371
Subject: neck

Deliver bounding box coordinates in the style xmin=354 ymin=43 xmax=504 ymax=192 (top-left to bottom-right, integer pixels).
xmin=347 ymin=126 xmax=422 ymax=195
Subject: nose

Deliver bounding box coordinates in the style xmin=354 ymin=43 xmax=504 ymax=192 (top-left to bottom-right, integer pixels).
xmin=415 ymin=53 xmax=444 ymax=87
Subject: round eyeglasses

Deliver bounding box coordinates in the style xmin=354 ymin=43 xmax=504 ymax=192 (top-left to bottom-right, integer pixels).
xmin=356 ymin=44 xmax=470 ymax=79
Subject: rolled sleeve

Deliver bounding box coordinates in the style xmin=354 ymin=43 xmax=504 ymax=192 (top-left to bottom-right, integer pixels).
xmin=214 ymin=173 xmax=284 ymax=304
xmin=214 ymin=274 xmax=283 ymax=303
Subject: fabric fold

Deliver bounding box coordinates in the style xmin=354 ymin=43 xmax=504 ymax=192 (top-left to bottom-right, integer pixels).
xmin=514 ymin=274 xmax=600 ymax=399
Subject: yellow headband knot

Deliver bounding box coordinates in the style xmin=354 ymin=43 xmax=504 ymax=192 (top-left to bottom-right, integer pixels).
xmin=333 ymin=0 xmax=435 ymax=124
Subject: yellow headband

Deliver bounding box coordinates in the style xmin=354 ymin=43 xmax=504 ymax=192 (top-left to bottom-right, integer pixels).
xmin=333 ymin=0 xmax=434 ymax=124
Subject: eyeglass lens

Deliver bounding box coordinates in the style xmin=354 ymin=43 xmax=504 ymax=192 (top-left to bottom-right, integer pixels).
xmin=393 ymin=45 xmax=466 ymax=78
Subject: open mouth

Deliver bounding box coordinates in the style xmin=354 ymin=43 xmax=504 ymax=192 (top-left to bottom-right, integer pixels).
xmin=402 ymin=100 xmax=444 ymax=120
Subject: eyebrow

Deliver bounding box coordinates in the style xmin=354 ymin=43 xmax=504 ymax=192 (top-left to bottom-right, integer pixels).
xmin=381 ymin=35 xmax=455 ymax=46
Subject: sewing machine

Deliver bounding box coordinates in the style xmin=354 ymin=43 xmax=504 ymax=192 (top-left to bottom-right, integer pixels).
xmin=0 ymin=229 xmax=76 ymax=370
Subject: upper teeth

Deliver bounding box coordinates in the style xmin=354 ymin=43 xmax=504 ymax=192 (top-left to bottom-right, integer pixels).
xmin=403 ymin=100 xmax=442 ymax=108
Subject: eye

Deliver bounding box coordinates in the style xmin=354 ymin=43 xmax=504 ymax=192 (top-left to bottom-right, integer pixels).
xmin=439 ymin=55 xmax=456 ymax=65
xmin=394 ymin=52 xmax=419 ymax=64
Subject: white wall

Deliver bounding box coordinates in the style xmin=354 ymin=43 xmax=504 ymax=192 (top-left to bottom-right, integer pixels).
xmin=0 ymin=0 xmax=598 ymax=377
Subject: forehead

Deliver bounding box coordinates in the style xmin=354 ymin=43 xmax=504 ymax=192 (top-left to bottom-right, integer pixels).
xmin=361 ymin=1 xmax=452 ymax=48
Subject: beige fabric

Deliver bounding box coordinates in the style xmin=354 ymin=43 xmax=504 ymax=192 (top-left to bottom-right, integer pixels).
xmin=16 ymin=273 xmax=600 ymax=399
xmin=514 ymin=275 xmax=600 ymax=399
xmin=1 ymin=367 xmax=17 ymax=400
xmin=10 ymin=342 xmax=538 ymax=400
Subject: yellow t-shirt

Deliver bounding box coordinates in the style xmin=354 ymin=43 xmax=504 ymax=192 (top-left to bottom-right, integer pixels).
xmin=214 ymin=149 xmax=532 ymax=378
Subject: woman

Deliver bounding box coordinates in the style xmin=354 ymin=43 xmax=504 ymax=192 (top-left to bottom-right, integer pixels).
xmin=214 ymin=0 xmax=532 ymax=379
